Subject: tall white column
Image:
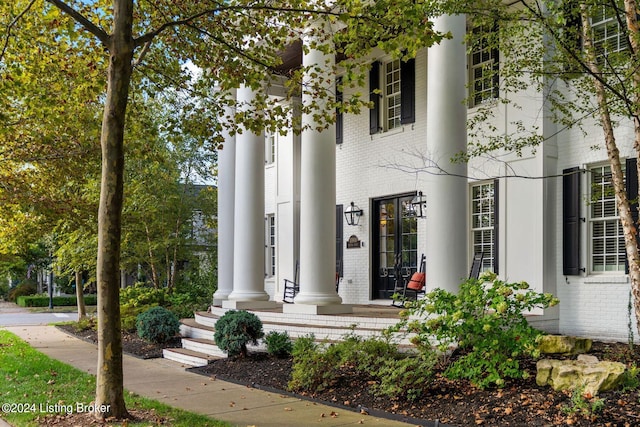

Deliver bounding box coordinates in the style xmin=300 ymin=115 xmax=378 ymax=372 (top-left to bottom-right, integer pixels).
xmin=224 ymin=84 xmax=274 ymax=309
xmin=283 ymin=22 xmax=351 ymax=315
xmin=213 ymin=95 xmax=236 ymax=305
xmin=425 ymin=14 xmax=468 ymax=293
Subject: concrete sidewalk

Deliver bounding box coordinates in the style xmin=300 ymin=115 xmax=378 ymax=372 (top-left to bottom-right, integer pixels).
xmin=0 ymin=325 xmax=419 ymax=427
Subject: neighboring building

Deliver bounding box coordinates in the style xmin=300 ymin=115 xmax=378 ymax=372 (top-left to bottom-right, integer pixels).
xmin=215 ymin=13 xmax=638 ymax=342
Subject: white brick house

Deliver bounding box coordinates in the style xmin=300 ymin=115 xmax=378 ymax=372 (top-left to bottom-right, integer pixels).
xmin=214 ymin=14 xmax=639 ymax=342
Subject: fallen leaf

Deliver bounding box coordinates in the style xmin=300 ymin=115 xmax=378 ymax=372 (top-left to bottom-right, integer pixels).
xmin=330 ymin=411 xmax=338 ymax=418
xmin=284 ymin=407 xmax=293 ymax=411
xmin=504 ymin=407 xmax=513 ymax=415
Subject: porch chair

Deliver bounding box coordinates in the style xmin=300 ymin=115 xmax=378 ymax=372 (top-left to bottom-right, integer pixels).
xmin=392 ymin=254 xmax=426 ymax=307
xmin=282 ymin=261 xmax=299 ymax=303
xmin=469 ymin=252 xmax=484 ymax=280
xmin=283 ymin=261 xmax=342 ymax=303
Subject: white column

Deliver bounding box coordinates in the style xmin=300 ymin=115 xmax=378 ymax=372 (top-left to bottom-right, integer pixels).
xmin=213 ymin=96 xmax=236 ymax=305
xmin=283 ymin=22 xmax=351 ymax=315
xmin=425 ymin=14 xmax=468 ymax=293
xmin=224 ymin=84 xmax=275 ymax=309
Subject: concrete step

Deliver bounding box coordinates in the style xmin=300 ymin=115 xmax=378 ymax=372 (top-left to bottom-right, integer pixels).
xmin=207 ymin=306 xmax=401 ymax=330
xmin=181 ymin=337 xmax=227 ymax=358
xmin=195 ymin=310 xmax=411 ymax=344
xmin=180 ymin=318 xmax=215 ymax=340
xmin=162 ymin=347 xmax=219 ymax=367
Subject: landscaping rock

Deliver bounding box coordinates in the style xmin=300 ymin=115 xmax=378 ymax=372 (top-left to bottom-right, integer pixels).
xmin=536 ymin=356 xmax=626 ymax=395
xmin=537 ymin=335 xmax=592 ymax=356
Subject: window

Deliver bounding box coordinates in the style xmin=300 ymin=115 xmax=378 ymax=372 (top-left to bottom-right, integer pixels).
xmin=384 ymin=59 xmax=402 ymax=131
xmin=471 ymin=182 xmax=495 ymax=272
xmin=266 ymin=214 xmax=276 ymax=277
xmin=469 ymin=26 xmax=499 ymax=107
xmin=591 ymin=3 xmax=628 ymax=58
xmin=590 ymin=164 xmax=626 ymax=272
xmin=369 ymin=59 xmax=415 ymax=134
xmin=265 ymin=134 xmax=275 ymax=165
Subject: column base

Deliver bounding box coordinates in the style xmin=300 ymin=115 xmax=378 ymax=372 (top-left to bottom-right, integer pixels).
xmin=282 ymin=303 xmax=352 ymax=315
xmin=222 ymin=300 xmax=277 ymax=310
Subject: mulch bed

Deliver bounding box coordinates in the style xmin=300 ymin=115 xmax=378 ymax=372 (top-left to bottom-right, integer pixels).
xmin=193 ymin=341 xmax=640 ymax=427
xmin=56 ymin=324 xmax=181 ymax=359
xmin=58 ymin=324 xmax=640 ymax=426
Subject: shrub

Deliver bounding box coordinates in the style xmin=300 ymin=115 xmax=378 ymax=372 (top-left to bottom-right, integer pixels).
xmin=8 ymin=281 xmax=37 ymax=302
xmin=287 ymin=333 xmax=436 ymax=399
xmin=0 ymin=281 xmax=9 ymax=300
xmin=393 ymin=272 xmax=559 ymax=389
xmin=373 ymin=353 xmax=438 ymax=401
xmin=73 ymin=316 xmax=98 ymax=332
xmin=136 ymin=306 xmax=181 ymax=343
xmin=265 ymin=331 xmax=293 ymax=358
xmin=120 ymin=285 xmax=169 ymax=332
xmin=16 ymin=295 xmax=97 ymax=307
xmin=213 ymin=310 xmax=264 ymax=357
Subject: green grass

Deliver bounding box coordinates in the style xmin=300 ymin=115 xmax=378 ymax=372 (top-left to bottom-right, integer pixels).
xmin=0 ymin=330 xmax=231 ymax=427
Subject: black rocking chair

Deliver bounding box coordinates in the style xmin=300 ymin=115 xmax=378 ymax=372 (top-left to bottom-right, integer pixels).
xmin=392 ymin=254 xmax=426 ymax=307
xmin=282 ymin=261 xmax=299 ymax=303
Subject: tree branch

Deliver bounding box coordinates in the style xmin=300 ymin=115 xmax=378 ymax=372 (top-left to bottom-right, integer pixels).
xmin=45 ymin=0 xmax=109 ymax=46
xmin=0 ymin=0 xmax=37 ymax=63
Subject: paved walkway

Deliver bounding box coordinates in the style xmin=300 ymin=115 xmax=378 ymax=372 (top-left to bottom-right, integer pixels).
xmin=0 ymin=325 xmax=419 ymax=427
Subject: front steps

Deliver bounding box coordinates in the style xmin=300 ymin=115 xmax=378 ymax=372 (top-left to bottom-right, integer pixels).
xmin=163 ymin=304 xmax=405 ymax=367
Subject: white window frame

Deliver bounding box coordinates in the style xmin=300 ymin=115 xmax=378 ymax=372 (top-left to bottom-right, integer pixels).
xmin=470 ymin=182 xmax=495 ymax=272
xmin=469 ymin=26 xmax=499 ymax=108
xmin=588 ymin=163 xmax=626 ymax=273
xmin=265 ymin=214 xmax=276 ymax=277
xmin=591 ymin=4 xmax=628 ymax=58
xmin=383 ymin=59 xmax=402 ymax=131
xmin=265 ymin=134 xmax=276 ymax=166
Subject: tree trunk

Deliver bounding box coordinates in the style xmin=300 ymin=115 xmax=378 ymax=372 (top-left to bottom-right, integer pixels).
xmin=75 ymin=270 xmax=86 ymax=321
xmin=623 ymin=0 xmax=640 ymax=336
xmin=581 ymin=3 xmax=640 ymax=337
xmin=95 ymin=0 xmax=134 ymax=419
xmin=144 ymin=223 xmax=159 ymax=288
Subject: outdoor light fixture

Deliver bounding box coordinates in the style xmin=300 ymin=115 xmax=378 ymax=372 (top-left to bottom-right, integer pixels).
xmin=344 ymin=201 xmax=364 ymax=226
xmin=410 ymin=191 xmax=427 ymax=218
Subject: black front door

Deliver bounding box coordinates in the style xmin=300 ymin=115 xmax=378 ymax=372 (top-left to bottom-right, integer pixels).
xmin=372 ymin=194 xmax=418 ymax=299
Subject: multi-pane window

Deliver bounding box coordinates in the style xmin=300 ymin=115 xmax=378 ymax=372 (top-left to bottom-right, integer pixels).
xmin=591 ymin=3 xmax=629 ymax=58
xmin=265 ymin=134 xmax=276 ymax=165
xmin=384 ymin=59 xmax=402 ymax=131
xmin=590 ymin=165 xmax=626 ymax=272
xmin=471 ymin=183 xmax=495 ymax=272
xmin=470 ymin=26 xmax=499 ymax=107
xmin=266 ymin=214 xmax=276 ymax=276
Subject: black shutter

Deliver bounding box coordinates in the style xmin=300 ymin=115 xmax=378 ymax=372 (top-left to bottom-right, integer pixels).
xmin=626 ymin=158 xmax=638 ymax=226
xmin=626 ymin=158 xmax=639 ymax=274
xmin=369 ymin=61 xmax=380 ymax=135
xmin=336 ymin=205 xmax=344 ymax=276
xmin=400 ymin=58 xmax=415 ymax=124
xmin=336 ymin=78 xmax=343 ymax=145
xmin=563 ymin=167 xmax=582 ymax=275
xmin=493 ymin=179 xmax=499 ymax=274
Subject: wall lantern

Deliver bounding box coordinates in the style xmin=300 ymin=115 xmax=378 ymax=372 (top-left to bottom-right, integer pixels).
xmin=411 ymin=191 xmax=427 ymax=218
xmin=344 ymin=201 xmax=364 ymax=226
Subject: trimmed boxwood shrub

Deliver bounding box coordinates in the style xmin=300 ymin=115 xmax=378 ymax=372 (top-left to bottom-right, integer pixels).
xmin=136 ymin=306 xmax=181 ymax=343
xmin=16 ymin=295 xmax=97 ymax=307
xmin=214 ymin=310 xmax=264 ymax=357
xmin=265 ymin=331 xmax=293 ymax=358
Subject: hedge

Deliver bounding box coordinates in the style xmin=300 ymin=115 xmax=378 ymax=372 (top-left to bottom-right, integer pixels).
xmin=16 ymin=295 xmax=97 ymax=307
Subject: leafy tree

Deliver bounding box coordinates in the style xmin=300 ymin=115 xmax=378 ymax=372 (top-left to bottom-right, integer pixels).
xmin=3 ymin=0 xmax=445 ymax=419
xmin=432 ymin=0 xmax=640 ymax=336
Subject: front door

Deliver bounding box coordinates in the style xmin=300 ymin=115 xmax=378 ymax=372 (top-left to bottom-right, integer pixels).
xmin=372 ymin=194 xmax=418 ymax=299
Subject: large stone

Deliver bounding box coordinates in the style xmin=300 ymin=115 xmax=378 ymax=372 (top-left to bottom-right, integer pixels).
xmin=537 ymin=335 xmax=592 ymax=356
xmin=536 ymin=356 xmax=626 ymax=396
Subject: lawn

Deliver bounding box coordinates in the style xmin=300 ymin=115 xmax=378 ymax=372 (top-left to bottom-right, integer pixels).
xmin=0 ymin=330 xmax=230 ymax=427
